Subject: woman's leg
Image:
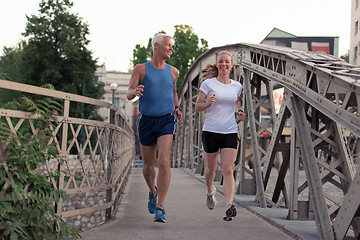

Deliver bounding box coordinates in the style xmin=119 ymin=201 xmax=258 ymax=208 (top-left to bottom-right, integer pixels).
xmin=205 ymin=151 xmax=218 ymax=193
xmin=220 ymin=148 xmax=237 ymax=204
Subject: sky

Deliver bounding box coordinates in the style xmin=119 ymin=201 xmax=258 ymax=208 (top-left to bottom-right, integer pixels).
xmin=0 ymin=0 xmax=351 ymax=72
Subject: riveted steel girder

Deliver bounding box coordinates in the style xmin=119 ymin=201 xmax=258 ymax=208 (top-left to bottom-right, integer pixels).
xmin=173 ymin=43 xmax=360 ymax=239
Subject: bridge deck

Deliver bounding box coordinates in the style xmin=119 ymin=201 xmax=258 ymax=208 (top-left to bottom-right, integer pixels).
xmin=80 ymin=168 xmax=301 ymax=240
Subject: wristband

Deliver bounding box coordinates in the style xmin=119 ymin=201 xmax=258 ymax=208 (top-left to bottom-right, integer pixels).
xmin=175 ymin=106 xmax=182 ymax=112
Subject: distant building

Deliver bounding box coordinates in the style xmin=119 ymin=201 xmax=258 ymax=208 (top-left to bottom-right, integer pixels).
xmin=95 ymin=65 xmax=141 ymax=154
xmin=261 ymin=28 xmax=339 ymax=57
xmin=259 ymin=28 xmax=339 ymax=131
xmin=350 ymin=0 xmax=360 ymax=65
xmin=95 ymin=65 xmax=134 ymax=125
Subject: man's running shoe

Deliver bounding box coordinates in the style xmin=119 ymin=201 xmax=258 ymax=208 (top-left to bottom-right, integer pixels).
xmin=148 ymin=186 xmax=157 ymax=214
xmin=223 ymin=204 xmax=237 ymax=221
xmin=206 ymin=186 xmax=217 ymax=210
xmin=154 ymin=205 xmax=166 ymax=223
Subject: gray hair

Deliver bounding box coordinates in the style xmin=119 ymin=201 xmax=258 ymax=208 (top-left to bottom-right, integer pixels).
xmin=152 ymin=33 xmax=172 ymax=53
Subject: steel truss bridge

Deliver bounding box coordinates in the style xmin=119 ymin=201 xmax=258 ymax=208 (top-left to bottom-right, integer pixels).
xmin=172 ymin=43 xmax=360 ymax=240
xmin=1 ymin=43 xmax=360 ymax=239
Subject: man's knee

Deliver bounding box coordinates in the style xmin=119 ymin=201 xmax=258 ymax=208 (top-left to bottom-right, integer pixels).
xmin=157 ymin=159 xmax=170 ymax=170
xmin=143 ymin=162 xmax=155 ymax=171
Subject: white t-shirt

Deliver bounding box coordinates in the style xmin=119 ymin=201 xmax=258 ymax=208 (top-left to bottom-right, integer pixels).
xmin=199 ymin=77 xmax=243 ymax=134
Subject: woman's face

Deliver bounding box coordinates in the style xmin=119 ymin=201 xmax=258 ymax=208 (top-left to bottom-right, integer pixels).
xmin=216 ymin=53 xmax=233 ymax=76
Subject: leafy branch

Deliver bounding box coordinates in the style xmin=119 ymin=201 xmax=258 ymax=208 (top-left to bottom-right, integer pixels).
xmin=0 ymin=85 xmax=80 ymax=240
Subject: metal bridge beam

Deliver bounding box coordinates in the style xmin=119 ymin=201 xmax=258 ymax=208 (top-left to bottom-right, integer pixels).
xmin=243 ymin=69 xmax=267 ymax=207
xmin=173 ymin=43 xmax=360 ymax=239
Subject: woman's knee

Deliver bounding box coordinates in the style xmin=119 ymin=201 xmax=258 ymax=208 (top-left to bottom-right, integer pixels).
xmin=206 ymin=165 xmax=217 ymax=173
xmin=222 ymin=167 xmax=233 ymax=177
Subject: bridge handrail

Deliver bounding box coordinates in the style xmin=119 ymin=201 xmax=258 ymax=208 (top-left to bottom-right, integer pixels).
xmin=0 ymin=79 xmax=135 ymax=230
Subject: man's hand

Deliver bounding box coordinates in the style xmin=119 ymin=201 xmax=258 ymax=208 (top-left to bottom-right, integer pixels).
xmin=175 ymin=108 xmax=183 ymax=124
xmin=134 ymin=85 xmax=144 ymax=97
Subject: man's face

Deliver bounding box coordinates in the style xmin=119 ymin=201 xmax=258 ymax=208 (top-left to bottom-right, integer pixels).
xmin=157 ymin=37 xmax=173 ymax=59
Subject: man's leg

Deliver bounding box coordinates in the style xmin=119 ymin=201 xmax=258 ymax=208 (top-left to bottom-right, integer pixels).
xmin=140 ymin=144 xmax=157 ymax=194
xmin=156 ymin=134 xmax=173 ymax=206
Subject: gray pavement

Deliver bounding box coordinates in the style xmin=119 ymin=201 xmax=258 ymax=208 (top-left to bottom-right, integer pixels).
xmin=184 ymin=169 xmax=356 ymax=240
xmin=79 ymin=168 xmax=299 ymax=240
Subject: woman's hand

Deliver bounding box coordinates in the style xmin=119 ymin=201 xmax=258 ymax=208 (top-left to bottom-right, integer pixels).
xmin=237 ymin=110 xmax=246 ymax=121
xmin=207 ymin=94 xmax=216 ymax=106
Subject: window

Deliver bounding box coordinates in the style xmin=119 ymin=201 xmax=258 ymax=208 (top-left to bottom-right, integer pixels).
xmin=356 ymin=21 xmax=359 ymax=35
xmin=114 ymin=97 xmax=120 ymax=106
xmin=355 ymin=46 xmax=358 ymax=60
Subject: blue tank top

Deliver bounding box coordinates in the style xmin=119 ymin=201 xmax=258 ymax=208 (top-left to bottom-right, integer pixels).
xmin=139 ymin=62 xmax=175 ymax=116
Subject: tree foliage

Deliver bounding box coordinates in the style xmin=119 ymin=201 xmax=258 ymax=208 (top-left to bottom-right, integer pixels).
xmin=131 ymin=25 xmax=208 ymax=90
xmin=167 ymin=25 xmax=208 ymax=89
xmin=340 ymin=51 xmax=349 ymax=63
xmin=0 ymin=43 xmax=27 ymax=104
xmin=0 ymin=86 xmax=80 ymax=239
xmin=132 ymin=39 xmax=153 ymax=66
xmin=0 ymin=0 xmax=104 ymax=119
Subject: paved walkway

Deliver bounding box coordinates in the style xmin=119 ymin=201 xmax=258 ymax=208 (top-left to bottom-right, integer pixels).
xmin=80 ymin=168 xmax=298 ymax=240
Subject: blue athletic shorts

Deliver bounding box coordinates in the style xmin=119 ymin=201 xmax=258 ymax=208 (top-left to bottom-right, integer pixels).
xmin=202 ymin=131 xmax=238 ymax=153
xmin=137 ymin=113 xmax=177 ymax=146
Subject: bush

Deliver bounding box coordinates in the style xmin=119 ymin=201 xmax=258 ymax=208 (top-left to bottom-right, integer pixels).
xmin=0 ymin=87 xmax=80 ymax=239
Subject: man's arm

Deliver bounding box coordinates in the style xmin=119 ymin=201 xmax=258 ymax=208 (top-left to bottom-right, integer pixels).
xmin=127 ymin=64 xmax=145 ymax=100
xmin=171 ymin=66 xmax=182 ymax=124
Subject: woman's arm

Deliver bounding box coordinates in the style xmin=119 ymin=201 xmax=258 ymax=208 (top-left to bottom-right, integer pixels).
xmin=195 ymin=91 xmax=216 ymax=112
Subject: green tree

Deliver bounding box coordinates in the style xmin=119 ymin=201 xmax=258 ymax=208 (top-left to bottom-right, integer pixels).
xmin=0 ymin=42 xmax=27 ymax=104
xmin=0 ymin=42 xmax=26 ymax=83
xmin=340 ymin=51 xmax=349 ymax=63
xmin=168 ymin=25 xmax=208 ymax=89
xmin=131 ymin=39 xmax=152 ymax=66
xmin=131 ymin=25 xmax=208 ymax=89
xmin=0 ymin=0 xmax=104 ymax=119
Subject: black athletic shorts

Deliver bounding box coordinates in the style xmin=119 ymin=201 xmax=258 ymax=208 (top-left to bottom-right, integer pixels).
xmin=202 ymin=131 xmax=238 ymax=153
xmin=137 ymin=113 xmax=177 ymax=146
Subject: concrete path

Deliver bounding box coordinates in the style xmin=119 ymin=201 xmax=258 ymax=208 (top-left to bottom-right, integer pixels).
xmin=79 ymin=168 xmax=297 ymax=240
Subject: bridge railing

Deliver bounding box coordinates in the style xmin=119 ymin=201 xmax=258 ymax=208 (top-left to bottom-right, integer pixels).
xmin=0 ymin=79 xmax=135 ymax=230
xmin=173 ymin=44 xmax=360 ymax=240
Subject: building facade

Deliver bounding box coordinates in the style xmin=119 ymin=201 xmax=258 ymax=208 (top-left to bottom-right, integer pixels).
xmin=261 ymin=28 xmax=339 ymax=57
xmin=95 ymin=65 xmax=134 ymax=125
xmin=351 ymin=0 xmax=360 ymax=65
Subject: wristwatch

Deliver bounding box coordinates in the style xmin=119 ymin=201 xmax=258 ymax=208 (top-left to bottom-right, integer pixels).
xmin=174 ymin=106 xmax=182 ymax=112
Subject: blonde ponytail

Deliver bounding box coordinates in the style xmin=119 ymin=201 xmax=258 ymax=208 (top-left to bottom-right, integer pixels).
xmin=200 ymin=64 xmax=218 ymax=80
